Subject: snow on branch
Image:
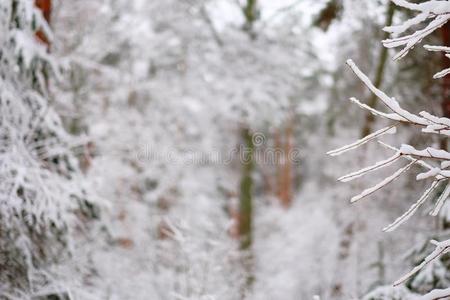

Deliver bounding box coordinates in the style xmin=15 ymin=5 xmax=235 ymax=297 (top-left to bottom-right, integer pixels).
xmin=330 ymin=1 xmax=450 ymax=294
xmin=394 ymin=240 xmax=450 ymax=287
xmin=327 ymin=125 xmax=397 ymax=156
xmin=346 ymin=59 xmax=431 ymax=126
xmin=383 ymin=0 xmax=450 ymax=60
xmin=390 ymin=0 xmax=450 ymax=13
xmin=329 ymin=59 xmax=450 ymax=210
xmin=328 ymin=57 xmax=450 ymax=212
xmin=424 ymin=45 xmax=450 ymax=79
xmin=419 ymin=287 xmax=450 ymax=300
xmin=337 ymin=152 xmax=401 ymax=183
xmin=378 ymin=141 xmax=440 ymax=174
xmin=349 ymin=160 xmax=416 ymax=203
xmin=430 ymin=181 xmax=450 ymax=216
xmin=383 ymin=180 xmax=441 ymax=232
xmin=349 ymin=97 xmax=408 ymax=122
xmin=400 ymin=144 xmax=450 ymax=161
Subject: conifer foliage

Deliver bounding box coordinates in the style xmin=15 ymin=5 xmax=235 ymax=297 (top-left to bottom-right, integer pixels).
xmin=0 ymin=0 xmax=97 ymax=296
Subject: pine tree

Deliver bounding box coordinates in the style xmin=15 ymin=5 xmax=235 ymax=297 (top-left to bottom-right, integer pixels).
xmin=0 ymin=0 xmax=98 ymax=296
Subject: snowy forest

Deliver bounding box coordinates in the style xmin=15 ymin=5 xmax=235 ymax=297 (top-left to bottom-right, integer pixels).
xmin=6 ymin=0 xmax=450 ymax=299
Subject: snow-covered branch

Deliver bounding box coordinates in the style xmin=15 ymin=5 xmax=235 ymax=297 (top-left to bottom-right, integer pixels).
xmin=395 ymin=240 xmax=450 ymax=287
xmin=383 ymin=0 xmax=450 ymax=60
xmin=330 ymin=0 xmax=450 ymax=294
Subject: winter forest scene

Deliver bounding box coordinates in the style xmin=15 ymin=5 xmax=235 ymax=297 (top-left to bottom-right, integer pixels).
xmin=9 ymin=0 xmax=450 ymax=300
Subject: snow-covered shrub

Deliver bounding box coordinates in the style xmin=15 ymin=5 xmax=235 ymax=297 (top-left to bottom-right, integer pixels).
xmin=330 ymin=0 xmax=450 ymax=298
xmin=0 ymin=0 xmax=97 ymax=296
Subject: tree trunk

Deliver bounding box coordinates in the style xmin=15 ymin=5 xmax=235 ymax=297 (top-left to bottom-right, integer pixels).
xmin=243 ymin=0 xmax=257 ymax=29
xmin=276 ymin=119 xmax=295 ymax=207
xmin=237 ymin=127 xmax=255 ymax=298
xmin=35 ymin=0 xmax=52 ymax=48
xmin=275 ymin=129 xmax=283 ymax=199
xmin=239 ymin=128 xmax=255 ymax=250
xmin=360 ymin=2 xmax=395 ymax=138
xmin=237 ymin=2 xmax=258 ymax=295
xmin=440 ymin=23 xmax=450 ymax=150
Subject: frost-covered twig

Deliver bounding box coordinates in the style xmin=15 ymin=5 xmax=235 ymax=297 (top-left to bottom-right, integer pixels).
xmin=378 ymin=141 xmax=437 ymax=171
xmin=327 ymin=125 xmax=397 ymax=156
xmin=419 ymin=287 xmax=450 ymax=300
xmin=349 ymin=160 xmax=416 ymax=203
xmin=394 ymin=240 xmax=450 ymax=286
xmin=430 ymin=181 xmax=450 ymax=216
xmin=347 ymin=59 xmax=432 ymax=126
xmin=330 ymin=0 xmax=450 ymax=295
xmin=338 ymin=152 xmax=401 ymax=183
xmin=383 ymin=0 xmax=450 ymax=60
xmin=383 ymin=180 xmax=441 ymax=232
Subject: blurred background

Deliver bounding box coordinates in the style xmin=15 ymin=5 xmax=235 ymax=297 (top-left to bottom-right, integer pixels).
xmin=2 ymin=0 xmax=450 ymax=299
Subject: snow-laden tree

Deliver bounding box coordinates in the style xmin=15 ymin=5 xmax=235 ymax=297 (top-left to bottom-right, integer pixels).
xmin=0 ymin=0 xmax=98 ymax=297
xmin=330 ymin=0 xmax=450 ymax=298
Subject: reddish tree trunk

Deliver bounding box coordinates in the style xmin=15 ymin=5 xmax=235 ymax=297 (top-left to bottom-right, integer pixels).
xmin=280 ymin=120 xmax=294 ymax=207
xmin=273 ymin=120 xmax=295 ymax=208
xmin=274 ymin=129 xmax=283 ymax=198
xmin=35 ymin=0 xmax=51 ymax=47
xmin=440 ymin=23 xmax=450 ymax=150
xmin=441 ymin=24 xmax=450 ymax=117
